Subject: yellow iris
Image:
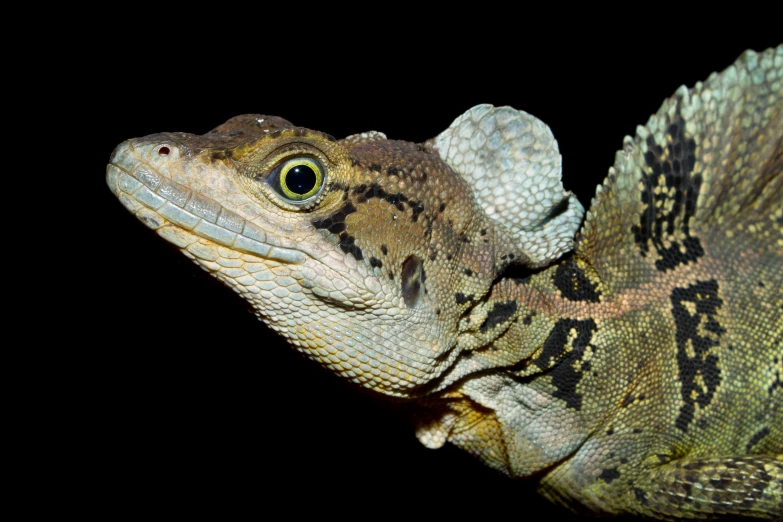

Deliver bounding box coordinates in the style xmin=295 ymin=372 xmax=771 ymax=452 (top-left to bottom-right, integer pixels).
xmin=278 ymin=158 xmax=323 ymax=201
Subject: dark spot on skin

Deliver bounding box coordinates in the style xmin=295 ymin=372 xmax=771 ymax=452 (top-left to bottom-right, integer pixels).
xmin=634 ymin=488 xmax=649 ymax=506
xmin=436 ymin=309 xmax=441 ymax=315
xmin=369 ymin=163 xmax=382 ymax=172
xmin=709 ymin=477 xmax=734 ymax=490
xmin=385 ymin=193 xmax=405 ymax=211
xmin=480 ymin=229 xmax=487 ymax=236
xmin=770 ymin=367 xmax=782 ymax=396
xmin=354 ymin=183 xmax=424 ymax=224
xmin=479 ymin=301 xmax=518 ymax=334
xmin=381 ymin=245 xmax=388 ymax=255
xmin=464 ymin=269 xmax=473 ymax=276
xmin=553 ymin=257 xmax=601 ymax=302
xmin=328 ymin=182 xmax=349 ymax=193
xmin=455 ymin=293 xmax=473 ymax=305
xmin=411 ymin=203 xmax=425 ymax=222
xmin=631 ymin=111 xmax=703 ymax=271
xmin=439 ymin=203 xmax=446 ymax=213
xmin=459 ymin=233 xmax=470 ymax=243
xmin=423 ymin=218 xmax=434 ymax=239
xmin=541 ymin=197 xmax=570 ymax=224
xmin=531 ymin=318 xmax=598 ymax=410
xmin=620 ymin=394 xmax=645 ymax=408
xmin=369 ymin=257 xmax=383 ymax=269
xmin=607 ymin=428 xmax=614 ymax=436
xmin=401 ymin=255 xmax=424 ymax=308
xmin=620 ymin=458 xmax=628 ymax=464
xmin=632 ymin=428 xmax=643 ymax=434
xmin=350 ymin=158 xmax=361 ymax=167
xmin=387 ymin=167 xmax=399 ymax=176
xmin=312 ymin=201 xmax=357 ymax=236
xmin=338 ymin=233 xmax=363 ymax=260
xmin=388 ymin=271 xmax=394 ymax=280
xmin=599 ymin=468 xmax=620 ymax=483
xmin=270 ymin=130 xmax=282 ymax=139
xmin=670 ymin=279 xmax=724 ymax=432
xmin=746 ymin=426 xmax=770 ymax=453
xmin=446 ymin=254 xmax=453 ymax=261
xmin=429 ymin=250 xmax=437 ymax=261
xmin=523 ymin=314 xmax=532 ymax=325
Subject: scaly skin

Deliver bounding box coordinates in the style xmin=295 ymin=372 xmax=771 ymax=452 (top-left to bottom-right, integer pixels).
xmin=106 ymin=47 xmax=782 ymax=519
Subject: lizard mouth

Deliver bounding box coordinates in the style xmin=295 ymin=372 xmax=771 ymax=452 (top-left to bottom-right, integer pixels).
xmin=106 ymin=154 xmax=306 ymax=266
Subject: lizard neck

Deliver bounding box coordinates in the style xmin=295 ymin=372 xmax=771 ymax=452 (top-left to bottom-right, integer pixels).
xmin=413 ymin=255 xmax=612 ymax=476
xmin=423 ymin=255 xmax=592 ymax=395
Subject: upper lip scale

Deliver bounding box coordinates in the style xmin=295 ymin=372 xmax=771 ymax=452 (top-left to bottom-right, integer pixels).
xmin=107 ymin=161 xmax=306 ymax=265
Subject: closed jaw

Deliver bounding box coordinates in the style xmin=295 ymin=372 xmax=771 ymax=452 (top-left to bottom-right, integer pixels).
xmin=107 ymin=157 xmax=305 ymax=265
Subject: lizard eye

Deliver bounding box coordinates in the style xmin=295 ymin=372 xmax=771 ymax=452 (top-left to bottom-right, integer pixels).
xmin=268 ymin=157 xmax=325 ymax=203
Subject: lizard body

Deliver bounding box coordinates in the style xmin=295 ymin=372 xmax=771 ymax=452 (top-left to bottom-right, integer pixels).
xmin=107 ymin=47 xmax=782 ymax=519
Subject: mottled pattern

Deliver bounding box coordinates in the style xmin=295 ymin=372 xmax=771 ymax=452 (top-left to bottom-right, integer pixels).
xmin=631 ymin=116 xmax=704 ymax=271
xmin=669 ymin=280 xmax=724 ymax=432
xmin=107 ymin=47 xmax=782 ymax=519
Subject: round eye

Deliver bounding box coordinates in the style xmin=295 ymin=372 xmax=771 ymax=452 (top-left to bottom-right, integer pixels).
xmin=269 ymin=157 xmax=325 ymax=202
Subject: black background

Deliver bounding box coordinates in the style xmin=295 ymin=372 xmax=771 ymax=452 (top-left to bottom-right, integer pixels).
xmin=79 ymin=26 xmax=779 ymax=520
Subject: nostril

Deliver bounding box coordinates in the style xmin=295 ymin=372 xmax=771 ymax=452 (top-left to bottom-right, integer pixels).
xmin=158 ymin=146 xmax=171 ymax=156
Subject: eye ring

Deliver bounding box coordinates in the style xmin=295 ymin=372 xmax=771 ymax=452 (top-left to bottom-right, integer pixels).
xmin=268 ymin=157 xmax=325 ymax=203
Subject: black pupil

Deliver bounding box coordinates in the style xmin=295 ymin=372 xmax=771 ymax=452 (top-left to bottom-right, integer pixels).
xmin=286 ymin=165 xmax=317 ymax=195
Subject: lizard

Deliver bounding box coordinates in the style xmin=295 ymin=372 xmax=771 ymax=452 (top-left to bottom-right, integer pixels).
xmin=106 ymin=46 xmax=782 ymax=519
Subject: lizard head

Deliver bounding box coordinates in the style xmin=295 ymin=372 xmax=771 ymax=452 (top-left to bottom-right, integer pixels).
xmin=107 ymin=108 xmax=583 ymax=398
